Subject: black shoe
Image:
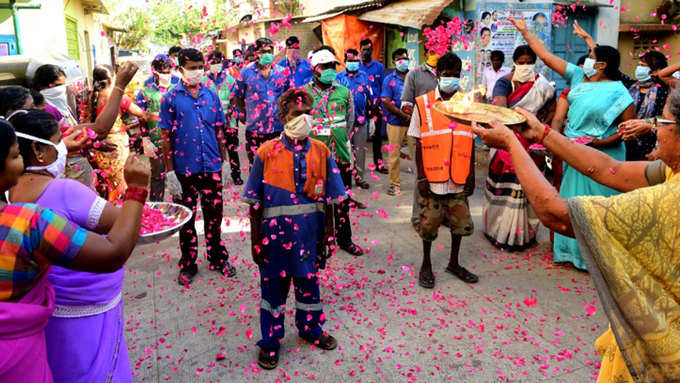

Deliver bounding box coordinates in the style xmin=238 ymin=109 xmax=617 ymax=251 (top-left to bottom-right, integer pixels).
xmin=348 ymin=198 xmax=366 ymax=210
xmin=177 ymin=265 xmax=198 ymax=286
xmin=233 ymin=175 xmax=244 ymax=185
xmin=340 ymin=243 xmax=364 ymax=256
xmin=257 ymin=348 xmax=279 ymax=370
xmin=300 ymin=333 xmax=338 ymax=350
xmin=355 ymin=179 xmax=370 ymax=189
xmin=375 ymin=167 xmax=388 ymax=175
xmin=210 ymin=262 xmax=237 ymax=277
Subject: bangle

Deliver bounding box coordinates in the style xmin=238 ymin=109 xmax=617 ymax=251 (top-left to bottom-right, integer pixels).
xmin=114 ymin=85 xmax=125 ymax=93
xmin=537 ymin=124 xmax=551 ymax=145
xmin=124 ymin=186 xmax=148 ymax=204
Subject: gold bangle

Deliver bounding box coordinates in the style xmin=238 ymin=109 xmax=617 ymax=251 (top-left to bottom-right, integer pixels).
xmin=114 ymin=86 xmax=125 ymax=93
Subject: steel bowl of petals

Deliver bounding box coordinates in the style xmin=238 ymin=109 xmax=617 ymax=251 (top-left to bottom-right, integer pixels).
xmin=137 ymin=202 xmax=192 ymax=245
xmin=433 ymin=100 xmax=527 ymax=128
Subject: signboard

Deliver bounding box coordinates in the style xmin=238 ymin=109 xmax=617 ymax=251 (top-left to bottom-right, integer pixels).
xmin=475 ymin=2 xmax=552 ymax=80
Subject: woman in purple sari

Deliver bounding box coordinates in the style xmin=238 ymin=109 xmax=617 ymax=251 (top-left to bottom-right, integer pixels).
xmin=7 ymin=109 xmax=132 ymax=382
xmin=0 ymin=119 xmax=149 ymax=382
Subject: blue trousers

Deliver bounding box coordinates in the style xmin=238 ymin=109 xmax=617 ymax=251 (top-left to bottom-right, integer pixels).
xmin=257 ymin=275 xmax=324 ymax=350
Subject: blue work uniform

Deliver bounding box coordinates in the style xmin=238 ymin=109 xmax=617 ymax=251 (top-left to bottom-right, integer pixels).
xmin=380 ymin=70 xmax=406 ymax=126
xmin=232 ymin=63 xmax=289 ymax=134
xmin=278 ymin=57 xmax=313 ymax=87
xmin=359 ymin=59 xmax=385 ymax=102
xmin=243 ymin=136 xmax=346 ymax=350
xmin=336 ymin=69 xmax=373 ymax=127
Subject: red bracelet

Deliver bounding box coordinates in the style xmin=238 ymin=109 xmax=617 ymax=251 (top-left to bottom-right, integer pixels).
xmin=124 ymin=186 xmax=148 ymax=204
xmin=537 ymin=124 xmax=551 ymax=145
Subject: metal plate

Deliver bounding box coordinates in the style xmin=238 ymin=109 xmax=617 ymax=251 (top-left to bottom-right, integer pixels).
xmin=433 ymin=101 xmax=527 ymax=127
xmin=137 ymin=202 xmax=192 ymax=245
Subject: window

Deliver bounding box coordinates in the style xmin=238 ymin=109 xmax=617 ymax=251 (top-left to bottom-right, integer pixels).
xmin=65 ymin=16 xmax=80 ymax=60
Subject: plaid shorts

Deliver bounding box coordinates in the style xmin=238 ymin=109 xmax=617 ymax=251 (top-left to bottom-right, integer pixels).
xmin=414 ymin=193 xmax=474 ymax=241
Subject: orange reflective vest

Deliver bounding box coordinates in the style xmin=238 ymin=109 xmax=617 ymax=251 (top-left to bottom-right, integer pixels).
xmin=416 ymin=90 xmax=474 ymax=184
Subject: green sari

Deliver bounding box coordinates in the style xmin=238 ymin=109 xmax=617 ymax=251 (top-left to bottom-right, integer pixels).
xmin=568 ymin=169 xmax=680 ymax=382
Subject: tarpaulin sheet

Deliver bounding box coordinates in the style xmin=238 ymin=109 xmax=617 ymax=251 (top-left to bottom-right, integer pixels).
xmin=320 ymin=14 xmax=384 ymax=68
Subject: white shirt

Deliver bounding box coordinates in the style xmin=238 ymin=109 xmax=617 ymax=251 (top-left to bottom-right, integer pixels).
xmin=407 ymin=87 xmax=465 ymax=195
xmin=481 ymin=66 xmax=511 ymax=101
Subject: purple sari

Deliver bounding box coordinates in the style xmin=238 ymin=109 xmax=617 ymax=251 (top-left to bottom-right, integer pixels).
xmin=32 ymin=179 xmax=132 ymax=383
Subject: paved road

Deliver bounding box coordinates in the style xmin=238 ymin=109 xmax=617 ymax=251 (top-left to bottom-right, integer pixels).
xmin=124 ymin=147 xmax=606 ymax=382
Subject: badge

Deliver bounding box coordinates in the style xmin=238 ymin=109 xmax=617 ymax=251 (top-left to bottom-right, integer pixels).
xmin=314 ymin=182 xmax=323 ymax=194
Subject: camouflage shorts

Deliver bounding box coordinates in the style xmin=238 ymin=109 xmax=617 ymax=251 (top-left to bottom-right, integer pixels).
xmin=414 ymin=193 xmax=474 ymax=241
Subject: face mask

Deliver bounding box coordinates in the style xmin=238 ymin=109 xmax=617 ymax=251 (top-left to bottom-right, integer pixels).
xmin=209 ymin=64 xmax=222 ymax=74
xmin=361 ymin=49 xmax=372 ymax=62
xmin=234 ymin=57 xmax=243 ymax=64
xmin=284 ymin=113 xmax=312 ymax=139
xmin=41 ymin=85 xmax=69 ymax=115
xmin=439 ymin=77 xmax=460 ymax=93
xmin=157 ymin=73 xmax=172 ymax=88
xmin=182 ymin=69 xmax=203 ymax=86
xmin=512 ymin=64 xmax=536 ymax=83
xmin=583 ymin=58 xmax=599 ymax=78
xmin=395 ymin=59 xmax=409 ymax=73
xmin=346 ymin=61 xmax=360 ymax=72
xmin=259 ymin=53 xmax=274 ymax=66
xmin=426 ymin=54 xmax=440 ymax=68
xmin=319 ymin=68 xmax=337 ymax=84
xmin=16 ymin=132 xmax=67 ymax=177
xmin=635 ymin=65 xmax=651 ymax=82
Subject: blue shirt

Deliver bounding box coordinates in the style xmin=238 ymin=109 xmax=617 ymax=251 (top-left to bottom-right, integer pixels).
xmin=278 ymin=58 xmax=313 ymax=87
xmin=233 ymin=63 xmax=289 ymax=133
xmin=336 ymin=70 xmax=372 ymax=125
xmin=380 ymin=70 xmax=406 ymax=126
xmin=243 ymin=137 xmax=346 ymax=277
xmin=359 ymin=59 xmax=385 ymax=101
xmin=158 ymin=81 xmax=225 ymax=176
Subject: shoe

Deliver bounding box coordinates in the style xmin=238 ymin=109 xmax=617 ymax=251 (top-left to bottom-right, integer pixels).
xmin=340 ymin=243 xmax=364 ymax=256
xmin=355 ymin=179 xmax=370 ymax=189
xmin=210 ymin=262 xmax=237 ymax=277
xmin=257 ymin=348 xmax=279 ymax=370
xmin=233 ymin=175 xmax=244 ymax=186
xmin=348 ymin=198 xmax=366 ymax=210
xmin=444 ymin=266 xmax=479 ymax=284
xmin=386 ymin=185 xmax=400 ymax=196
xmin=301 ymin=333 xmax=338 ymax=350
xmin=177 ymin=265 xmax=198 ymax=286
xmin=375 ymin=167 xmax=388 ymax=175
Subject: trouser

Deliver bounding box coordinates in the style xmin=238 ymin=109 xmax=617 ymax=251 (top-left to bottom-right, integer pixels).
xmin=258 ymin=275 xmax=323 ymax=350
xmin=174 ymin=172 xmax=229 ymax=271
xmin=223 ymin=126 xmax=241 ymax=179
xmin=372 ymin=107 xmax=384 ymax=167
xmin=351 ymin=123 xmax=368 ymax=181
xmin=386 ymin=123 xmax=414 ymax=187
xmin=335 ymin=162 xmax=353 ymax=247
xmin=149 ymin=154 xmax=165 ymax=202
xmin=246 ymin=131 xmax=280 ymax=165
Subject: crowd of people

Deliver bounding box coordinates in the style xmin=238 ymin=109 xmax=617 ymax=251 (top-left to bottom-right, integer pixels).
xmin=0 ymin=13 xmax=678 ymax=382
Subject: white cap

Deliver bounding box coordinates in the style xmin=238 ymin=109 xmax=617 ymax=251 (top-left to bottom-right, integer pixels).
xmin=310 ymin=49 xmax=339 ymax=67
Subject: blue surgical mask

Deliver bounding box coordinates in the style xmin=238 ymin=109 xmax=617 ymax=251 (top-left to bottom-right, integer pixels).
xmin=346 ymin=61 xmax=360 ymax=72
xmin=635 ymin=65 xmax=651 ymax=82
xmin=583 ymin=58 xmax=599 ymax=78
xmin=395 ymin=59 xmax=409 ymax=73
xmin=439 ymin=77 xmax=459 ymax=93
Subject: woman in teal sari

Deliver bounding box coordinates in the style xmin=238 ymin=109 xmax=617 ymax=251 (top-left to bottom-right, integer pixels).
xmin=510 ymin=15 xmax=636 ymax=270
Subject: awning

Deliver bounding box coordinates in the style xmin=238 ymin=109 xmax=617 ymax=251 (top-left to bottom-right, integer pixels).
xmin=619 ymin=23 xmax=676 ymax=32
xmin=302 ymin=11 xmax=344 ymax=24
xmin=103 ymin=23 xmax=126 ymax=33
xmin=553 ymin=0 xmax=614 ymax=8
xmin=358 ymin=0 xmax=455 ymax=29
xmin=302 ymin=0 xmax=382 ymax=24
xmin=82 ymin=0 xmax=108 ymax=15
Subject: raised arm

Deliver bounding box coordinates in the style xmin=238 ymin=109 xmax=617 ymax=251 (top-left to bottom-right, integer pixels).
xmin=573 ymin=20 xmax=597 ymax=52
xmin=92 ymin=62 xmax=138 ymax=138
xmin=509 ymin=15 xmax=568 ymax=77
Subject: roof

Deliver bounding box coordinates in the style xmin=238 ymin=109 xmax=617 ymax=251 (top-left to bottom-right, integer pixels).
xmin=358 ymin=0 xmax=454 ymax=29
xmin=103 ymin=23 xmax=127 ymax=33
xmin=302 ymin=0 xmax=382 ymax=23
xmin=81 ymin=0 xmax=108 ymax=15
xmin=553 ymin=0 xmax=613 ymax=8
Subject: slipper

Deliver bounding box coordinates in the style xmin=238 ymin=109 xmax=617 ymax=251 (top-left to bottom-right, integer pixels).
xmin=257 ymin=348 xmax=279 ymax=370
xmin=418 ymin=271 xmax=435 ymax=289
xmin=301 ymin=333 xmax=338 ymax=350
xmin=445 ymin=266 xmax=479 ymax=284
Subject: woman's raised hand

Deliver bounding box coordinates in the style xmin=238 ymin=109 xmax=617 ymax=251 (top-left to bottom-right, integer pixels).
xmin=508 ymin=13 xmax=527 ymax=33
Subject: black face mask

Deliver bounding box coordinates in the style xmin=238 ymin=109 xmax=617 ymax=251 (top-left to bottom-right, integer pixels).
xmin=361 ymin=49 xmax=372 ymax=62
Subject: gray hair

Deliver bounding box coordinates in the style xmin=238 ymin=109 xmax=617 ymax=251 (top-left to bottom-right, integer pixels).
xmin=669 ymin=87 xmax=680 ymax=134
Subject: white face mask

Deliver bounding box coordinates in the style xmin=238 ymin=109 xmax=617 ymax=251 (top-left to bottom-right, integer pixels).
xmin=16 ymin=132 xmax=68 ymax=177
xmin=209 ymin=64 xmax=222 ymax=74
xmin=284 ymin=113 xmax=312 ymax=139
xmin=513 ymin=64 xmax=536 ymax=83
xmin=182 ymin=68 xmax=204 ymax=86
xmin=40 ymin=85 xmax=70 ymax=115
xmin=157 ymin=73 xmax=172 ymax=88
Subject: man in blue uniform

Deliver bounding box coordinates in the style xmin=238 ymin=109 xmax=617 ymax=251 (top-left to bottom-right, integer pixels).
xmin=244 ymin=88 xmax=343 ymax=370
xmin=278 ymin=36 xmax=313 ymax=87
xmin=359 ymin=38 xmax=387 ymax=173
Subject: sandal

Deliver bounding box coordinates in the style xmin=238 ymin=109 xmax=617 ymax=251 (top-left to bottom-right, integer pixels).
xmin=340 ymin=243 xmax=364 ymax=256
xmin=445 ymin=266 xmax=479 ymax=284
xmin=418 ymin=270 xmax=435 ymax=289
xmin=257 ymin=348 xmax=279 ymax=370
xmin=301 ymin=333 xmax=338 ymax=350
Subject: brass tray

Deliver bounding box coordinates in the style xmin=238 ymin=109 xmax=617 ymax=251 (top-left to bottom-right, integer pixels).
xmin=433 ymin=101 xmax=527 ymax=127
xmin=137 ymin=202 xmax=193 ymax=245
